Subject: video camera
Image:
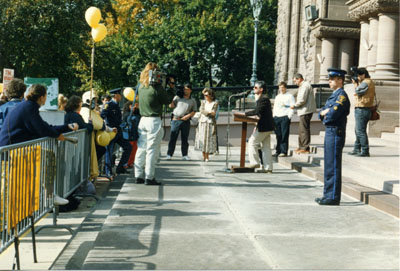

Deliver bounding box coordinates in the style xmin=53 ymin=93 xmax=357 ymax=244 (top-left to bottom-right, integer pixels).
xmin=149 ymin=69 xmax=167 ymax=88
xmin=149 ymin=63 xmax=179 ymax=89
xmin=350 ymin=66 xmax=359 ymax=84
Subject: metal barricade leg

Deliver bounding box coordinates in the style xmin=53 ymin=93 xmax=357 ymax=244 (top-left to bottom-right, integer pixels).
xmin=30 ymin=216 xmax=37 ymax=263
xmin=35 ymin=206 xmax=73 ymax=235
xmin=12 ymin=235 xmax=20 ymax=270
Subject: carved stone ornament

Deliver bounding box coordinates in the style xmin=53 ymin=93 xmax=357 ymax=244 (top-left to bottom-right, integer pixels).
xmin=347 ymin=0 xmax=400 ymax=20
xmin=311 ymin=19 xmax=360 ymax=39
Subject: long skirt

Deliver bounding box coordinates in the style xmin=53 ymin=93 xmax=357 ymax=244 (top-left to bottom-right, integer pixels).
xmin=195 ymin=121 xmax=217 ymax=154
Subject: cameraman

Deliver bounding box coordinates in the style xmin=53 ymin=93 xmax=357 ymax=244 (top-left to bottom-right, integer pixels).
xmin=166 ymin=83 xmax=197 ymax=161
xmin=134 ymin=62 xmax=174 ymax=185
xmin=348 ymin=67 xmax=375 ymax=157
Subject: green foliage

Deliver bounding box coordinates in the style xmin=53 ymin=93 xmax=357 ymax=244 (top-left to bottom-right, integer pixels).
xmin=0 ymin=0 xmax=277 ymax=99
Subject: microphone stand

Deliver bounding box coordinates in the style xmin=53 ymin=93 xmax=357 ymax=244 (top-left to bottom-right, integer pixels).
xmin=223 ymin=91 xmax=249 ymax=173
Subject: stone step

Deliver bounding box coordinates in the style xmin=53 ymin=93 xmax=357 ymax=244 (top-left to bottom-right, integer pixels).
xmin=276 ymin=154 xmax=399 ymax=218
xmin=290 ymin=142 xmax=399 ymax=196
xmin=380 ymin=132 xmax=400 ymax=144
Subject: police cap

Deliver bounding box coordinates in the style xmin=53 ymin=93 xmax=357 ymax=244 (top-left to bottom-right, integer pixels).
xmin=328 ymin=68 xmax=347 ymax=79
xmin=109 ymin=88 xmax=122 ymax=95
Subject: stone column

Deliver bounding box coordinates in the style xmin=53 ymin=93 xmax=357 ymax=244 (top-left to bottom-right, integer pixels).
xmin=319 ymin=38 xmax=338 ymax=82
xmin=358 ymin=21 xmax=369 ymax=68
xmin=374 ymin=13 xmax=399 ymax=81
xmin=367 ymin=17 xmax=379 ymax=75
xmin=339 ymin=39 xmax=355 ymax=82
xmin=287 ymin=0 xmax=301 ymax=80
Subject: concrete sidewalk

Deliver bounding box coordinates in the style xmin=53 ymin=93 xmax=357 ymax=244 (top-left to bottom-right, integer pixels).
xmin=1 ymin=144 xmax=399 ymax=270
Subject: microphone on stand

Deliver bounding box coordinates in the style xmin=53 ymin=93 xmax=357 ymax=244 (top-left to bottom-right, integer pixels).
xmin=230 ymin=89 xmax=252 ymax=97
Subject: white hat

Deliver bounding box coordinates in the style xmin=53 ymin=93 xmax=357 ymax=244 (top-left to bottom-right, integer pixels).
xmin=82 ymin=90 xmax=98 ymax=105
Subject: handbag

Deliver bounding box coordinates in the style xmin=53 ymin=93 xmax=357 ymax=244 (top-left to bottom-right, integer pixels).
xmin=370 ymin=94 xmax=380 ymax=121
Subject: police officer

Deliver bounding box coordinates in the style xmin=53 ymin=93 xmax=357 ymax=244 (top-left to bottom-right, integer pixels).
xmin=101 ymin=88 xmax=132 ymax=178
xmin=315 ymin=68 xmax=350 ymax=205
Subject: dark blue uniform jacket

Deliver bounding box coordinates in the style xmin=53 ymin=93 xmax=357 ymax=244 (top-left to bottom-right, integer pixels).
xmin=319 ymin=88 xmax=350 ymax=128
xmin=64 ymin=111 xmax=94 ymax=133
xmin=101 ymin=100 xmax=122 ymax=128
xmin=0 ymin=100 xmax=70 ymax=147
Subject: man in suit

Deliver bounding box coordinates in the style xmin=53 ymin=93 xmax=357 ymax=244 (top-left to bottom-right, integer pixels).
xmin=237 ymin=81 xmax=275 ymax=173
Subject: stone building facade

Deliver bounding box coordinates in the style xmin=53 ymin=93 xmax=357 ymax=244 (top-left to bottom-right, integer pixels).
xmin=274 ymin=0 xmax=399 ymax=84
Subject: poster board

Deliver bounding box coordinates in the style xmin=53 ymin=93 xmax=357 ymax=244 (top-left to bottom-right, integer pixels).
xmin=24 ymin=77 xmax=59 ymax=110
xmin=2 ymin=68 xmax=14 ymax=87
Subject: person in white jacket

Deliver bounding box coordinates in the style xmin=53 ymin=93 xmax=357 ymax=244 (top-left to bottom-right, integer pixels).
xmin=290 ymin=73 xmax=316 ymax=154
xmin=273 ymin=82 xmax=295 ymax=157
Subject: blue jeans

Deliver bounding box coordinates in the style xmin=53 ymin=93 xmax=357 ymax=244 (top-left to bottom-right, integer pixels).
xmin=354 ymin=107 xmax=371 ymax=154
xmin=167 ymin=120 xmax=191 ymax=156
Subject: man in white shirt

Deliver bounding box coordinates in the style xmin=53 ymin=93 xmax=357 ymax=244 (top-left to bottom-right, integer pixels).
xmin=273 ymin=82 xmax=295 ymax=157
xmin=290 ymin=73 xmax=316 ymax=154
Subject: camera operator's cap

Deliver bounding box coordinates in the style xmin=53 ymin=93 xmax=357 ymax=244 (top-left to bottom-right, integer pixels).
xmin=328 ymin=68 xmax=347 ymax=78
xmin=109 ymin=88 xmax=122 ymax=95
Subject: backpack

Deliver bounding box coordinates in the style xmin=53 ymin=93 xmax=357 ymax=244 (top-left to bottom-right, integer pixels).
xmin=121 ymin=85 xmax=141 ymax=141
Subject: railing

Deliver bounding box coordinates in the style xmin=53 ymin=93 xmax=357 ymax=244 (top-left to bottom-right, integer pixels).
xmin=190 ymin=84 xmax=331 ymax=111
xmin=0 ymin=129 xmax=91 ymax=270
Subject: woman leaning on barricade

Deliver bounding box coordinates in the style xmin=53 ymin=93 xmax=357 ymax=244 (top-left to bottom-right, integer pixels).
xmin=0 ymin=84 xmax=78 ymax=147
xmin=194 ymin=88 xmax=218 ymax=162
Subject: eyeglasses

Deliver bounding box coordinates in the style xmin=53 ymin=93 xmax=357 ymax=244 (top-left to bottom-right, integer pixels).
xmin=203 ymin=94 xmax=209 ymax=97
xmin=169 ymin=82 xmax=175 ymax=85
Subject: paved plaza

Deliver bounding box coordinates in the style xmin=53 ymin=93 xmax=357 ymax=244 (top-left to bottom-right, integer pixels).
xmin=0 ymin=144 xmax=399 ymax=270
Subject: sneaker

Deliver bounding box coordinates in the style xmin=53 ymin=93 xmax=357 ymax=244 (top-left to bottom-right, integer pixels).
xmin=54 ymin=195 xmax=69 ymax=205
xmin=278 ymin=153 xmax=287 ymax=157
xmin=182 ymin=156 xmax=191 ymax=161
xmin=166 ymin=155 xmax=172 ymax=160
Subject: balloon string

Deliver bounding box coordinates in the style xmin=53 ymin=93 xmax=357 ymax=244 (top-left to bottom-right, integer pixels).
xmin=89 ymin=41 xmax=95 ymax=118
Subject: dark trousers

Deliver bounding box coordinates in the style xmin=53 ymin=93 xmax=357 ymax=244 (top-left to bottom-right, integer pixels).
xmin=105 ymin=131 xmax=132 ymax=176
xmin=274 ymin=116 xmax=291 ymax=155
xmin=167 ymin=120 xmax=191 ymax=156
xmin=354 ymin=107 xmax=371 ymax=154
xmin=298 ymin=113 xmax=313 ymax=151
xmin=323 ymin=126 xmax=345 ymax=201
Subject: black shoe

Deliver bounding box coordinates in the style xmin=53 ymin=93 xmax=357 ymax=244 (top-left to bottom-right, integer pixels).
xmin=317 ymin=198 xmax=340 ymax=205
xmin=116 ymin=167 xmax=129 ymax=174
xmin=145 ymin=178 xmax=162 ymax=185
xmin=348 ymin=150 xmax=360 ymax=155
xmin=135 ymin=178 xmax=145 ymax=184
xmin=356 ymin=152 xmax=370 ymax=157
xmin=315 ymin=197 xmax=324 ymax=203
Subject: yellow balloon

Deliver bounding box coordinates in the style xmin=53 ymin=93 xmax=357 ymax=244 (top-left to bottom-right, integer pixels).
xmin=91 ymin=24 xmax=107 ymax=42
xmin=85 ymin=7 xmax=101 ymax=28
xmin=108 ymin=130 xmax=117 ymax=141
xmin=123 ymin=87 xmax=135 ymax=101
xmin=96 ymin=131 xmax=110 ymax=147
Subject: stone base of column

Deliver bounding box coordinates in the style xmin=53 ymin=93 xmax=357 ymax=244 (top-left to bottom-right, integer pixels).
xmin=374 ymin=63 xmax=400 ymax=81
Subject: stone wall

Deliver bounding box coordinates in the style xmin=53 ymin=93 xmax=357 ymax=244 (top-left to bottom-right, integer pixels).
xmin=274 ymin=0 xmax=354 ymax=84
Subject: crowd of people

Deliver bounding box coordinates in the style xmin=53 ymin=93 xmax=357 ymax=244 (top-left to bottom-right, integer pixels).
xmin=0 ymin=63 xmax=376 ymax=206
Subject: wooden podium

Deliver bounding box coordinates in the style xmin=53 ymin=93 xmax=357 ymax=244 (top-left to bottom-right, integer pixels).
xmin=232 ymin=112 xmax=258 ymax=173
